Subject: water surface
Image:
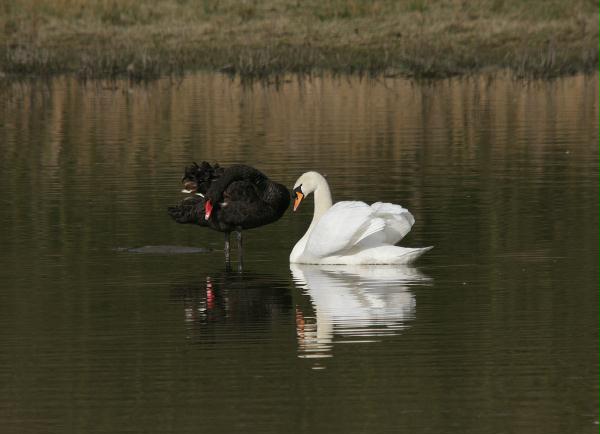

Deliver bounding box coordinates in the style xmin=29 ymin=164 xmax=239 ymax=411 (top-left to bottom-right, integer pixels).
xmin=0 ymin=73 xmax=598 ymax=433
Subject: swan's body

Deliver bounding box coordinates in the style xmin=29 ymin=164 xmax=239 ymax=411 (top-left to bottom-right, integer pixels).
xmin=168 ymin=162 xmax=290 ymax=270
xmin=290 ymin=172 xmax=432 ymax=265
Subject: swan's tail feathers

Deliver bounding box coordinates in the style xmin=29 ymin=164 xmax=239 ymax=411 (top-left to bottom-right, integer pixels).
xmin=398 ymin=246 xmax=434 ymax=264
xmin=167 ymin=196 xmax=206 ymax=225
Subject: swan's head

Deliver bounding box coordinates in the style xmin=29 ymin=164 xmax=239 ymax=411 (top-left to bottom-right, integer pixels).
xmin=292 ymin=171 xmax=327 ymax=211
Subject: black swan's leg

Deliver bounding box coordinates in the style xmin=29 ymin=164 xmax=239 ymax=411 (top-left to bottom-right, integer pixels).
xmin=224 ymin=232 xmax=231 ymax=271
xmin=236 ymin=231 xmax=244 ymax=272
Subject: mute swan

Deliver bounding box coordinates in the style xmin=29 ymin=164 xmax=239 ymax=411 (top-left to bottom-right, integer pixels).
xmin=290 ymin=171 xmax=432 ymax=264
xmin=168 ymin=162 xmax=290 ymax=269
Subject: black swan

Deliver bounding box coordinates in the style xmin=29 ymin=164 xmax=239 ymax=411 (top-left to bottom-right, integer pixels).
xmin=168 ymin=162 xmax=290 ymax=270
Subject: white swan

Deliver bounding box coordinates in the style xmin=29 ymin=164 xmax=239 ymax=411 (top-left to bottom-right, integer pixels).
xmin=290 ymin=171 xmax=432 ymax=264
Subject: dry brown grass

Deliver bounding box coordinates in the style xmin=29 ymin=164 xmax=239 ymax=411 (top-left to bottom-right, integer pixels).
xmin=1 ymin=0 xmax=598 ymax=79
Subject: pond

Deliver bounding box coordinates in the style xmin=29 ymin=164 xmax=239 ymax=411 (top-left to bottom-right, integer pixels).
xmin=0 ymin=73 xmax=598 ymax=433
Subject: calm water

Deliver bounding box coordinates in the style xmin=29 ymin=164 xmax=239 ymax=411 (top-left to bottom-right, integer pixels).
xmin=0 ymin=74 xmax=598 ymax=434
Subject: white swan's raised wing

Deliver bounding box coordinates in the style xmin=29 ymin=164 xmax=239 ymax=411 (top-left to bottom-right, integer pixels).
xmin=305 ymin=201 xmax=386 ymax=258
xmin=369 ymin=202 xmax=415 ymax=245
xmin=305 ymin=201 xmax=417 ymax=259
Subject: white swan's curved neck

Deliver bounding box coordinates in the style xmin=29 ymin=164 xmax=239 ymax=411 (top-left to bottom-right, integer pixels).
xmin=311 ymin=177 xmax=333 ymax=224
xmin=290 ymin=175 xmax=332 ymax=262
xmin=303 ymin=176 xmax=333 ymax=242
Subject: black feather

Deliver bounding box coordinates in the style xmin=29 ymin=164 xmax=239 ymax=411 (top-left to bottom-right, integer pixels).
xmin=168 ymin=162 xmax=290 ymax=233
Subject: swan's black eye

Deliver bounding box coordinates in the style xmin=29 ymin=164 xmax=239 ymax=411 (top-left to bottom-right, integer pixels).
xmin=292 ymin=185 xmax=303 ymax=199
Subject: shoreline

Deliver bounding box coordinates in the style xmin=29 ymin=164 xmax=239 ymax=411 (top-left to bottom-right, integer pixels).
xmin=2 ymin=0 xmax=598 ymax=81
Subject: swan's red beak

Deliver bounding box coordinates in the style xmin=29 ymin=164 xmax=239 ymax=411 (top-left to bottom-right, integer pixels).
xmin=293 ymin=192 xmax=304 ymax=212
xmin=204 ymin=200 xmax=213 ymax=220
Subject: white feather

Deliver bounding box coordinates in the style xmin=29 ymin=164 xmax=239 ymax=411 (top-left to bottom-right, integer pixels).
xmin=305 ymin=201 xmax=375 ymax=258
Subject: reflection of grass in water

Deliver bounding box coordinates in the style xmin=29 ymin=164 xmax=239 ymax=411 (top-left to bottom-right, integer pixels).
xmin=0 ymin=0 xmax=597 ymax=79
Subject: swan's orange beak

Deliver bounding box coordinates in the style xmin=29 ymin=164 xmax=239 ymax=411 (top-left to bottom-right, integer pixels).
xmin=293 ymin=192 xmax=304 ymax=212
xmin=204 ymin=200 xmax=213 ymax=220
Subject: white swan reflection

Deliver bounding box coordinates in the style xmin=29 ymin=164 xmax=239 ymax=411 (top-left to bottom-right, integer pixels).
xmin=291 ymin=264 xmax=430 ymax=359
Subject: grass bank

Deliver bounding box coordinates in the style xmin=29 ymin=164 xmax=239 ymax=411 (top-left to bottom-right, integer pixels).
xmin=1 ymin=0 xmax=598 ymax=80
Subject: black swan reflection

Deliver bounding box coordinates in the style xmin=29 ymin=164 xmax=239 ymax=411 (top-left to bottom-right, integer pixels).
xmin=169 ymin=272 xmax=294 ymax=343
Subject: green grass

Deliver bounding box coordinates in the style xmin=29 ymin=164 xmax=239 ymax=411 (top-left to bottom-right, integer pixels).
xmin=1 ymin=0 xmax=598 ymax=79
